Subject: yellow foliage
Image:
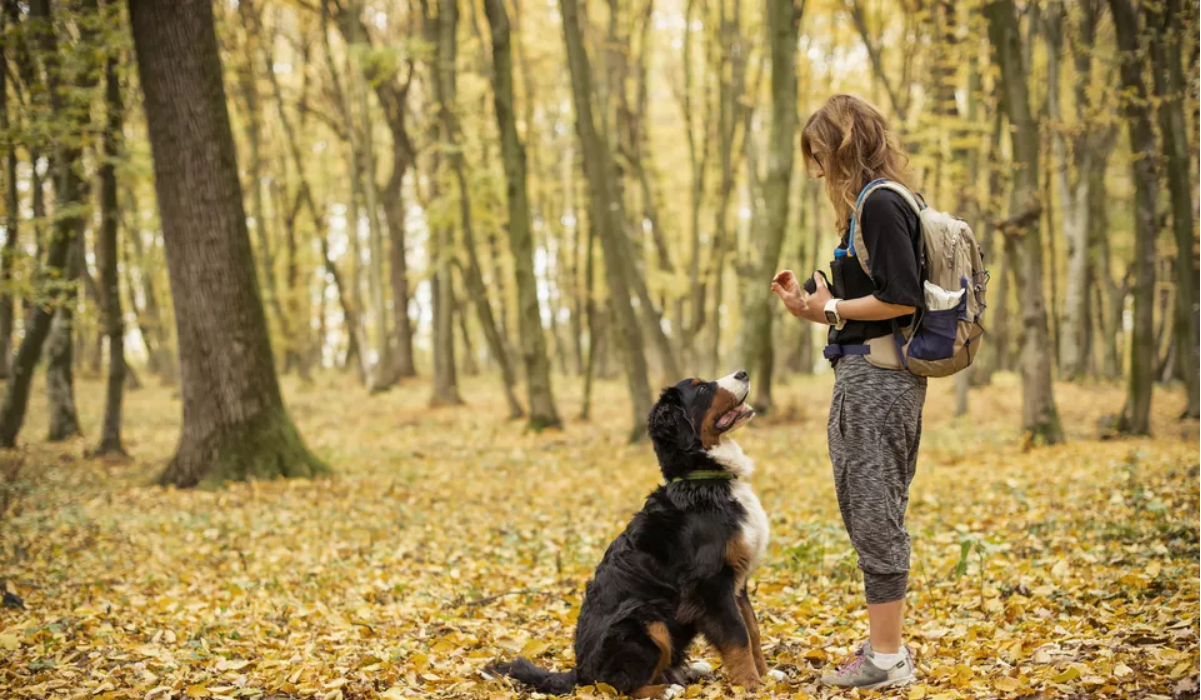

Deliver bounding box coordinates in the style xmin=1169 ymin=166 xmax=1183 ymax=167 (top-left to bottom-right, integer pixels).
xmin=0 ymin=371 xmax=1196 ymax=698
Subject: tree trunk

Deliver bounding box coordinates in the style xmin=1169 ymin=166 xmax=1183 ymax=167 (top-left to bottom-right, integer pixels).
xmin=580 ymin=215 xmax=597 ymax=421
xmin=345 ymin=10 xmax=394 ymax=391
xmin=94 ymin=54 xmax=126 ymax=456
xmin=46 ymin=236 xmax=83 ymax=442
xmin=560 ymin=0 xmax=652 ymax=439
xmin=485 ymin=0 xmax=561 ymax=430
xmin=1107 ymin=0 xmax=1158 ymax=435
xmin=0 ymin=0 xmax=92 ymax=448
xmin=130 ymin=0 xmax=326 ymax=487
xmin=437 ymin=0 xmax=521 ymax=415
xmin=0 ymin=8 xmax=13 ymax=381
xmin=1146 ymin=0 xmax=1200 ymax=418
xmin=986 ymin=0 xmax=1064 ymax=444
xmin=235 ymin=0 xmax=290 ymax=371
xmin=736 ymin=0 xmax=800 ymax=413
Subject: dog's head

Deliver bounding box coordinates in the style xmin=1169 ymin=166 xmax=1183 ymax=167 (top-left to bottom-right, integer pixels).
xmin=647 ymin=371 xmax=755 ymax=480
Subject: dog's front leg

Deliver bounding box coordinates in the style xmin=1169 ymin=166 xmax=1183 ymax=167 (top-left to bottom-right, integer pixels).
xmin=737 ymin=586 xmax=768 ymax=676
xmin=687 ymin=578 xmax=762 ymax=688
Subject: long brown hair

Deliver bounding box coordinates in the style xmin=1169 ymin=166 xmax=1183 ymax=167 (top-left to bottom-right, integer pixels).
xmin=800 ymin=94 xmax=915 ymax=234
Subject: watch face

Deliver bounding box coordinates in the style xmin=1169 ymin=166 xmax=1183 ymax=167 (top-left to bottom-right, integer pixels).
xmin=825 ymin=310 xmax=838 ymax=324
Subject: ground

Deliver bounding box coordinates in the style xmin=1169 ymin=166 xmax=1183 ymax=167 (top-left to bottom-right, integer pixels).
xmin=0 ymin=368 xmax=1197 ymax=700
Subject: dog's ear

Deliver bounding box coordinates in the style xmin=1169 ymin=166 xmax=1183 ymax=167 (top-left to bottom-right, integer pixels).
xmin=647 ymin=386 xmax=685 ymax=444
xmin=648 ymin=387 xmax=698 ymax=477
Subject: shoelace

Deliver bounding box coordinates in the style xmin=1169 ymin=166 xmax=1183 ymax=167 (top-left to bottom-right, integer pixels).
xmin=834 ymin=644 xmax=868 ymax=674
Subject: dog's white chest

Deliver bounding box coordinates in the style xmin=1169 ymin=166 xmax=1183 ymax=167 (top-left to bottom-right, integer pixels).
xmin=730 ymin=481 xmax=769 ymax=570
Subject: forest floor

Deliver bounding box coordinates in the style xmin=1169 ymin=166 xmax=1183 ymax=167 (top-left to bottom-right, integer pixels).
xmin=0 ymin=368 xmax=1197 ymax=700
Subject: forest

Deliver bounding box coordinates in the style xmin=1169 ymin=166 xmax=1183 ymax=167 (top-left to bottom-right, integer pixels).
xmin=0 ymin=0 xmax=1197 ymax=698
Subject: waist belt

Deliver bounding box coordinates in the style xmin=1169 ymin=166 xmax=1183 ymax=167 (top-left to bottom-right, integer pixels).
xmin=823 ymin=344 xmax=871 ymax=360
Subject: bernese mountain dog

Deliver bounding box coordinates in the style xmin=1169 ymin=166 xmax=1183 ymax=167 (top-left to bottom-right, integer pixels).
xmin=488 ymin=371 xmax=771 ymax=698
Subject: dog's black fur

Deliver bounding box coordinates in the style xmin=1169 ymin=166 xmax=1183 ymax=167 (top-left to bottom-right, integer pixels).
xmin=488 ymin=373 xmax=767 ymax=697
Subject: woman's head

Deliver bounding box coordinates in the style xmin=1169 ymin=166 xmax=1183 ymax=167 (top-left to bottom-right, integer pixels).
xmin=800 ymin=94 xmax=914 ymax=233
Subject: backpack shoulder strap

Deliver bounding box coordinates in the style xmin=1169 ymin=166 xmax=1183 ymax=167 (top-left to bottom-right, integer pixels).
xmin=847 ymin=180 xmax=924 ymax=275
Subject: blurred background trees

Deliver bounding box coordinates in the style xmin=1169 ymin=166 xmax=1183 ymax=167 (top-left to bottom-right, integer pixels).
xmin=0 ymin=0 xmax=1196 ymax=477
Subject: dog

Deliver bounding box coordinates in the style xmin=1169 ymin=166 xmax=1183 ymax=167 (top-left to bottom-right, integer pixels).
xmin=488 ymin=371 xmax=770 ymax=698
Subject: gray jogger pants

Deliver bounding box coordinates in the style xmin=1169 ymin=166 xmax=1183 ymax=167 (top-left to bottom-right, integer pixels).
xmin=827 ymin=355 xmax=927 ymax=604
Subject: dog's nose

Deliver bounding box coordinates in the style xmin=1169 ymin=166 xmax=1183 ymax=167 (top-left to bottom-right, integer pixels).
xmin=734 ymin=370 xmax=748 ymax=381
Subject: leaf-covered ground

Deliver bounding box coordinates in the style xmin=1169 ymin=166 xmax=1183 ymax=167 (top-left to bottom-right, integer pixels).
xmin=0 ymin=370 xmax=1197 ymax=700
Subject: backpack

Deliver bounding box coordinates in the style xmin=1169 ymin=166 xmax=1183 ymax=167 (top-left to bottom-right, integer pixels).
xmin=846 ymin=179 xmax=988 ymax=378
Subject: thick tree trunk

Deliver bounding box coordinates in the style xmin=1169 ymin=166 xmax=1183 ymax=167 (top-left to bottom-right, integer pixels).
xmin=1146 ymin=0 xmax=1200 ymax=418
xmin=1108 ymin=0 xmax=1158 ymax=435
xmin=485 ymin=0 xmax=561 ymax=430
xmin=95 ymin=54 xmax=126 ymax=457
xmin=737 ymin=0 xmax=799 ymax=413
xmin=130 ymin=0 xmax=326 ymax=487
xmin=0 ymin=0 xmax=92 ymax=448
xmin=560 ymin=0 xmax=652 ymax=439
xmin=986 ymin=0 xmax=1063 ymax=444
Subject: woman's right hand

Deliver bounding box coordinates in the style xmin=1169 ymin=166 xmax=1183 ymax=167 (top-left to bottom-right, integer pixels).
xmin=771 ymin=270 xmax=807 ymax=318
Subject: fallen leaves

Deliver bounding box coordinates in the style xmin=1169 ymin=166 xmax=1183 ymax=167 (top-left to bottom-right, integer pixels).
xmin=0 ymin=372 xmax=1197 ymax=699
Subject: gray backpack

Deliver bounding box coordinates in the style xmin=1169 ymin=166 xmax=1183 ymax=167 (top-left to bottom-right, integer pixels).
xmin=848 ymin=180 xmax=988 ymax=378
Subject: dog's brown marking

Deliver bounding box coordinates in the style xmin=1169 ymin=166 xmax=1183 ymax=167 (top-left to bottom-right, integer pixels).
xmin=718 ymin=642 xmax=762 ymax=688
xmin=645 ymin=621 xmax=672 ymax=683
xmin=630 ymin=685 xmax=669 ymax=699
xmin=690 ymin=378 xmax=705 ymax=386
xmin=700 ymin=388 xmax=740 ymax=448
xmin=737 ymin=592 xmax=769 ymax=676
xmin=725 ymin=535 xmax=753 ymax=591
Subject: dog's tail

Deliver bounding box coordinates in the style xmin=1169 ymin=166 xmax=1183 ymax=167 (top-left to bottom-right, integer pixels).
xmin=487 ymin=658 xmax=578 ymax=694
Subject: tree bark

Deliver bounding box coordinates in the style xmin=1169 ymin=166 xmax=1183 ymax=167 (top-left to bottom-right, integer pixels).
xmin=736 ymin=0 xmax=800 ymax=414
xmin=1145 ymin=0 xmax=1200 ymax=418
xmin=1107 ymin=0 xmax=1158 ymax=435
xmin=485 ymin=0 xmax=561 ymax=430
xmin=94 ymin=53 xmax=126 ymax=456
xmin=130 ymin=0 xmax=326 ymax=487
xmin=986 ymin=0 xmax=1064 ymax=444
xmin=560 ymin=0 xmax=652 ymax=439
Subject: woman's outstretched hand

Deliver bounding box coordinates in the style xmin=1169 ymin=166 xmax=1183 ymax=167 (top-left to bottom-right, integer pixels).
xmin=771 ymin=270 xmax=831 ymax=324
xmin=771 ymin=270 xmax=806 ymax=318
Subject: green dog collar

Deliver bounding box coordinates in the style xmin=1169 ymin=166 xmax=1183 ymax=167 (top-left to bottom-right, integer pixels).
xmin=670 ymin=470 xmax=736 ymax=484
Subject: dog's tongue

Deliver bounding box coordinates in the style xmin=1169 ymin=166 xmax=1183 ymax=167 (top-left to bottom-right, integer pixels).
xmin=717 ymin=406 xmax=741 ymax=429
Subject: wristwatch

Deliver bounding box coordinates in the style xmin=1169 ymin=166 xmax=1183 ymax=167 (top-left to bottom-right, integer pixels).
xmin=824 ymin=299 xmax=846 ymax=329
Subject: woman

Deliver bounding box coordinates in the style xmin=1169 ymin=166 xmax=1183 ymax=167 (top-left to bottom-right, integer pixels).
xmin=770 ymin=94 xmax=926 ymax=690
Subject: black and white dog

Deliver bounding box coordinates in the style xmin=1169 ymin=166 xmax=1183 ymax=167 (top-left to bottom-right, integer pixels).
xmin=488 ymin=371 xmax=771 ymax=698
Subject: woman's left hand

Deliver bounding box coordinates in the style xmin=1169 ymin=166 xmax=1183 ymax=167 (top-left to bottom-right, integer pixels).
xmin=796 ymin=273 xmax=833 ymax=325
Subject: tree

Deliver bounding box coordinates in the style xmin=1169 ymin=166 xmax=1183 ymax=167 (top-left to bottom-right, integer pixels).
xmin=484 ymin=0 xmax=560 ymax=430
xmin=1106 ymin=0 xmax=1157 ymax=435
xmin=560 ymin=0 xmax=652 ymax=439
xmin=129 ymin=0 xmax=327 ymax=486
xmin=94 ymin=50 xmax=126 ymax=457
xmin=431 ymin=0 xmax=523 ymax=417
xmin=986 ymin=0 xmax=1063 ymax=444
xmin=1145 ymin=0 xmax=1199 ymax=419
xmin=0 ymin=0 xmax=91 ymax=448
xmin=0 ymin=2 xmax=14 ymax=381
xmin=736 ymin=0 xmax=800 ymax=414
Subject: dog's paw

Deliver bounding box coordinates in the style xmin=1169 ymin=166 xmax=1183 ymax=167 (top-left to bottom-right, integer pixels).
xmin=688 ymin=660 xmax=714 ymax=677
xmin=664 ymin=684 xmax=685 ymax=699
xmin=766 ymin=669 xmax=786 ymax=682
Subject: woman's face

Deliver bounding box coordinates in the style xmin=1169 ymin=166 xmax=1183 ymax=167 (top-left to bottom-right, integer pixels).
xmin=811 ymin=152 xmax=826 ymax=179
